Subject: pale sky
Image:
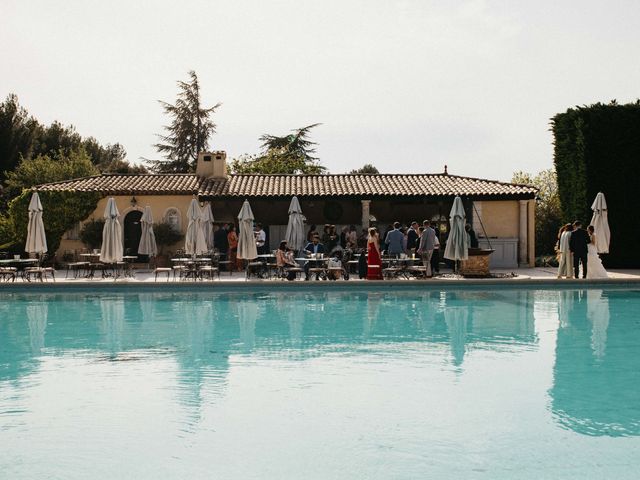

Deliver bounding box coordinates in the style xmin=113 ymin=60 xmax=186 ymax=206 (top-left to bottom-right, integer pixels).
xmin=2 ymin=0 xmax=639 ymax=181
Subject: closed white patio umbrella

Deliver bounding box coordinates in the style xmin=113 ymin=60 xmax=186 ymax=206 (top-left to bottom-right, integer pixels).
xmin=444 ymin=196 xmax=470 ymax=262
xmin=285 ymin=196 xmax=306 ymax=252
xmin=237 ymin=200 xmax=258 ymax=260
xmin=590 ymin=192 xmax=610 ymax=254
xmin=201 ymin=202 xmax=215 ymax=250
xmin=137 ymin=206 xmax=157 ymax=257
xmin=25 ymin=191 xmax=47 ymax=256
xmin=100 ymin=198 xmax=123 ymax=263
xmin=185 ymin=198 xmax=208 ymax=257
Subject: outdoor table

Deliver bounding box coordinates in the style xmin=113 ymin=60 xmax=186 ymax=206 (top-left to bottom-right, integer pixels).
xmin=295 ymin=256 xmax=330 ymax=280
xmin=79 ymin=253 xmax=105 ymax=279
xmin=171 ymin=258 xmax=212 ymax=280
xmin=0 ymin=258 xmax=39 ymax=266
xmin=171 ymin=257 xmax=191 ymax=263
xmin=381 ymin=256 xmax=421 ymax=279
xmin=0 ymin=258 xmax=39 ymax=280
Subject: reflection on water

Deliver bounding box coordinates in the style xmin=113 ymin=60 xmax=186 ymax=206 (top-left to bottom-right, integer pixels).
xmin=552 ymin=289 xmax=640 ymax=436
xmin=1 ymin=287 xmax=639 ymax=443
xmin=0 ymin=288 xmax=537 ymax=386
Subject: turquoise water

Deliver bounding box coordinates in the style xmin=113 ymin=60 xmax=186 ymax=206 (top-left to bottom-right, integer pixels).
xmin=1 ymin=287 xmax=639 ymax=479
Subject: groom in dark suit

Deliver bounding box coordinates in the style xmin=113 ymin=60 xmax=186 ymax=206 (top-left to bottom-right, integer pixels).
xmin=569 ymin=221 xmax=589 ymax=278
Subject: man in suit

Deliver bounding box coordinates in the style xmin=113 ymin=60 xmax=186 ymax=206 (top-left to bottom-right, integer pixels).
xmin=417 ymin=220 xmax=436 ymax=277
xmin=569 ymin=220 xmax=589 ymax=278
xmin=254 ymin=223 xmax=267 ymax=255
xmin=303 ymin=235 xmax=326 ymax=280
xmin=384 ymin=221 xmax=405 ymax=257
xmin=406 ymin=221 xmax=420 ymax=255
xmin=214 ymin=224 xmax=229 ymax=255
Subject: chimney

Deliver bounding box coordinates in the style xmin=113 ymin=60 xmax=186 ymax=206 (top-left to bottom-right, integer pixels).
xmin=196 ymin=151 xmax=227 ymax=178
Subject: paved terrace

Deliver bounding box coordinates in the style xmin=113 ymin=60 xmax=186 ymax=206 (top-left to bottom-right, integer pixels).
xmin=2 ymin=267 xmax=640 ymax=287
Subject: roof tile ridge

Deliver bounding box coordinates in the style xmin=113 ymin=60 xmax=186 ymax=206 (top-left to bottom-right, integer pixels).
xmin=38 ymin=173 xmax=103 ymax=187
xmin=444 ymin=173 xmax=538 ymax=190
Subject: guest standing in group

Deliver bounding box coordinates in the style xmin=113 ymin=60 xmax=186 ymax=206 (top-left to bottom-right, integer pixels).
xmin=254 ymin=223 xmax=267 ymax=255
xmin=569 ymin=221 xmax=589 ymax=279
xmin=358 ymin=229 xmax=369 ymax=249
xmin=465 ymin=224 xmax=479 ymax=248
xmin=417 ymin=220 xmax=436 ymax=278
xmin=326 ymin=225 xmax=340 ymax=253
xmin=346 ymin=225 xmax=358 ymax=249
xmin=431 ymin=227 xmax=440 ymax=274
xmin=367 ymin=228 xmax=382 ymax=280
xmin=227 ymin=224 xmax=239 ymax=271
xmin=384 ymin=221 xmax=404 ymax=257
xmin=556 ymin=223 xmax=573 ymax=278
xmin=307 ymin=224 xmax=318 ymax=242
xmin=321 ymin=224 xmax=332 ymax=245
xmin=407 ymin=221 xmax=420 ymax=255
xmin=214 ymin=223 xmax=229 ymax=256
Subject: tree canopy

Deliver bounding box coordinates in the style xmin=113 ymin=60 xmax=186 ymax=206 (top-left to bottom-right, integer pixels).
xmin=349 ymin=163 xmax=379 ymax=174
xmin=512 ymin=168 xmax=561 ymax=256
xmin=4 ymin=148 xmax=99 ymax=200
xmin=0 ymin=94 xmax=40 ymax=181
xmin=0 ymin=94 xmax=143 ymax=187
xmin=148 ymin=71 xmax=221 ymax=173
xmin=231 ymin=123 xmax=326 ymax=174
xmin=0 ymin=94 xmax=140 ymax=249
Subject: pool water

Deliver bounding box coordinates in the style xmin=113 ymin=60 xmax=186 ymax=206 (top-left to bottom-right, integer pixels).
xmin=1 ymin=287 xmax=639 ymax=479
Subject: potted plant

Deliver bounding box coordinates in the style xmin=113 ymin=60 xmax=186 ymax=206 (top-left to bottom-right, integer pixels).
xmin=154 ymin=222 xmax=183 ymax=267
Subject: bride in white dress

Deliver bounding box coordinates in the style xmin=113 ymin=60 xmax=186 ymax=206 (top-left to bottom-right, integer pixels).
xmin=586 ymin=225 xmax=608 ymax=279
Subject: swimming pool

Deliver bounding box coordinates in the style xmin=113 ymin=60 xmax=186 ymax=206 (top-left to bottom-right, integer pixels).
xmin=1 ymin=286 xmax=639 ymax=479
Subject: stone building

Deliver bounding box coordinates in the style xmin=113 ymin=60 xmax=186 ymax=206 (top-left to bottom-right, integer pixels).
xmin=39 ymin=152 xmax=537 ymax=267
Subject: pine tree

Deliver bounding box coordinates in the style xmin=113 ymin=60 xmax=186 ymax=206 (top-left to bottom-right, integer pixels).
xmin=231 ymin=124 xmax=326 ymax=174
xmin=149 ymin=71 xmax=221 ymax=173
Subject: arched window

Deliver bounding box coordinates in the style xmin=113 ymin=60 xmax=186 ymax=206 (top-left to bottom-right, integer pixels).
xmin=164 ymin=207 xmax=181 ymax=231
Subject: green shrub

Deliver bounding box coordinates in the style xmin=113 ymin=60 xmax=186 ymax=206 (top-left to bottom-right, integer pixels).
xmin=79 ymin=218 xmax=105 ymax=250
xmin=154 ymin=222 xmax=183 ymax=255
xmin=0 ymin=214 xmax=15 ymax=247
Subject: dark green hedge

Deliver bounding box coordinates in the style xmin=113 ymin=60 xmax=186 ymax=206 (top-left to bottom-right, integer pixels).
xmin=552 ymin=101 xmax=640 ymax=267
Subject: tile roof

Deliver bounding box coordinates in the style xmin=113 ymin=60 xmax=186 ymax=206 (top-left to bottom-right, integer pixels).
xmin=38 ymin=173 xmax=537 ymax=199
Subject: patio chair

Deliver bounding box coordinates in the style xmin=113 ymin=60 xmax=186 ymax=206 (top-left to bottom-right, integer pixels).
xmin=198 ymin=264 xmax=219 ymax=281
xmin=23 ymin=266 xmax=44 ymax=282
xmin=0 ymin=267 xmax=17 ymax=282
xmin=246 ymin=261 xmax=265 ymax=280
xmin=408 ymin=265 xmax=428 ymax=278
xmin=154 ymin=267 xmax=172 ymax=282
xmin=307 ymin=266 xmax=327 ymax=281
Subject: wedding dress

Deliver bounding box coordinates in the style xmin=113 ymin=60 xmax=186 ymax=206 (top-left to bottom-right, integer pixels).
xmin=586 ymin=242 xmax=608 ymax=279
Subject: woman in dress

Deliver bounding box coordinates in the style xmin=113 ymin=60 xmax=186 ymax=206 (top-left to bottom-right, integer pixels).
xmin=227 ymin=224 xmax=240 ymax=271
xmin=276 ymin=240 xmax=298 ymax=280
xmin=367 ymin=228 xmax=382 ymax=280
xmin=586 ymin=225 xmax=608 ymax=279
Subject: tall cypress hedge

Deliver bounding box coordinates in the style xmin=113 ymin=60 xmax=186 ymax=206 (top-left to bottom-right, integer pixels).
xmin=552 ymin=101 xmax=640 ymax=267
